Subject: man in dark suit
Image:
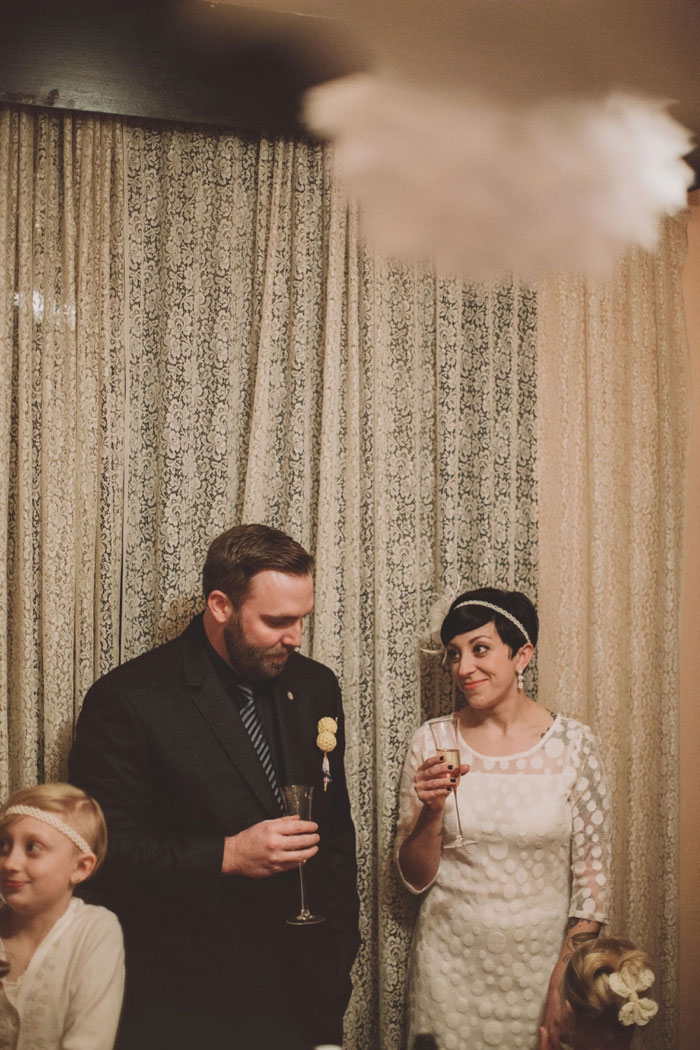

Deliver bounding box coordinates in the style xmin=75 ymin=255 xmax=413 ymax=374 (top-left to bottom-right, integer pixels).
xmin=69 ymin=524 xmax=360 ymax=1050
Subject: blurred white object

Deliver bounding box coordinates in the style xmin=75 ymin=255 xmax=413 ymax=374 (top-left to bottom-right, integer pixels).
xmin=305 ymin=73 xmax=693 ymax=278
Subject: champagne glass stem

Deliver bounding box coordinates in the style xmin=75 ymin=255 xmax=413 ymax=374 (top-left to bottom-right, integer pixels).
xmin=453 ymin=791 xmax=465 ymax=840
xmin=297 ymin=862 xmax=311 ymax=918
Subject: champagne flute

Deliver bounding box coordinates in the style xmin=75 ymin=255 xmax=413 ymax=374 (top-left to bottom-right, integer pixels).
xmin=429 ymin=715 xmax=467 ymax=848
xmin=282 ymin=784 xmax=325 ymax=926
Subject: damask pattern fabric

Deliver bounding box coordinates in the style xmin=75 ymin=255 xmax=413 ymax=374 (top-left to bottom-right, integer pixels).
xmin=121 ymin=121 xmax=538 ymax=1048
xmin=0 ymin=102 xmax=688 ymax=1050
xmin=0 ymin=106 xmax=125 ymax=794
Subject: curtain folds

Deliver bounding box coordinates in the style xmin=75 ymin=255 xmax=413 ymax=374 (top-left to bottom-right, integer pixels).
xmin=121 ymin=120 xmax=538 ymax=1047
xmin=537 ymin=215 xmax=690 ymax=1050
xmin=0 ymin=106 xmax=125 ymax=795
xmin=0 ymin=102 xmax=689 ymax=1050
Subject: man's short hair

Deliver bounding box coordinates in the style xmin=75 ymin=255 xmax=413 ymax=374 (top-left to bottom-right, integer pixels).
xmin=202 ymin=523 xmax=314 ymax=606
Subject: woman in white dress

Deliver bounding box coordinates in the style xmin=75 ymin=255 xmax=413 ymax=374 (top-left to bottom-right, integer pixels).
xmin=396 ymin=587 xmax=611 ymax=1050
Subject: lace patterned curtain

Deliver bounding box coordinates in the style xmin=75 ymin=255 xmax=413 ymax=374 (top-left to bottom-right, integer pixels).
xmin=0 ymin=106 xmax=125 ymax=795
xmin=120 ymin=120 xmax=538 ymax=1048
xmin=0 ymin=100 xmax=688 ymax=1050
xmin=537 ymin=215 xmax=690 ymax=1050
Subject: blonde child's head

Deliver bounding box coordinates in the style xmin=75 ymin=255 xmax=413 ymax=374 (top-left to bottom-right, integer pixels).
xmin=0 ymin=782 xmax=107 ymax=872
xmin=562 ymin=936 xmax=658 ymax=1048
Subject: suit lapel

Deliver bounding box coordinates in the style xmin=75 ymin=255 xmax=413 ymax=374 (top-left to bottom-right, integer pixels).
xmin=178 ymin=619 xmax=282 ymax=818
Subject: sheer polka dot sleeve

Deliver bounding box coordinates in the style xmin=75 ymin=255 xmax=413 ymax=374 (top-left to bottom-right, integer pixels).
xmin=394 ymin=724 xmax=440 ymax=894
xmin=568 ymin=725 xmax=611 ymax=922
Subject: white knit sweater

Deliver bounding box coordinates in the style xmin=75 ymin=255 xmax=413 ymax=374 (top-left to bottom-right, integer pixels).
xmin=0 ymin=897 xmax=124 ymax=1050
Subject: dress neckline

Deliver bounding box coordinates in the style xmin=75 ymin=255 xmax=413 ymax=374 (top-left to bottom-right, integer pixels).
xmin=458 ymin=713 xmax=560 ymax=761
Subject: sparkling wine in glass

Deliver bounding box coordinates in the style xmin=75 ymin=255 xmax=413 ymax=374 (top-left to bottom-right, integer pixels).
xmin=429 ymin=715 xmax=467 ymax=848
xmin=282 ymin=784 xmax=325 ymax=926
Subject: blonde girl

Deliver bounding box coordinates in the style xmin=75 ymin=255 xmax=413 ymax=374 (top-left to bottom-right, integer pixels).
xmin=541 ymin=936 xmax=658 ymax=1050
xmin=0 ymin=783 xmax=124 ymax=1050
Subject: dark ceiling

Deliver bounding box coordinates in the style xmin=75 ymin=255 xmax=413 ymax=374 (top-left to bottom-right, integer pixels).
xmin=0 ymin=0 xmax=359 ymax=138
xmin=1 ymin=0 xmax=697 ymax=187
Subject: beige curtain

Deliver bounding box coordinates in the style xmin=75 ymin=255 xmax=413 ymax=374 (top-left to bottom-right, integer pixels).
xmin=0 ymin=101 xmax=689 ymax=1050
xmin=0 ymin=106 xmax=125 ymax=796
xmin=537 ymin=215 xmax=690 ymax=1050
xmin=0 ymin=106 xmax=537 ymax=1048
xmin=120 ymin=120 xmax=537 ymax=1048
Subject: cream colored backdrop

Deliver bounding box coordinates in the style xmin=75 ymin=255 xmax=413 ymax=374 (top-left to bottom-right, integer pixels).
xmin=537 ymin=219 xmax=689 ymax=1050
xmin=0 ymin=106 xmax=537 ymax=1049
xmin=120 ymin=121 xmax=538 ymax=1050
xmin=0 ymin=102 xmax=688 ymax=1050
xmin=0 ymin=106 xmax=125 ymax=792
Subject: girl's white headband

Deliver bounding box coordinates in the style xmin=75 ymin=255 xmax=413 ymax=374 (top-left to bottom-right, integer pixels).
xmin=451 ymin=600 xmax=532 ymax=646
xmin=3 ymin=805 xmax=92 ymax=854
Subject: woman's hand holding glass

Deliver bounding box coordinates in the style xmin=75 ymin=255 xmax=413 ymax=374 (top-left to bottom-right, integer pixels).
xmin=414 ymin=754 xmax=470 ymax=811
xmin=427 ymin=716 xmax=472 ymax=847
xmin=399 ymin=743 xmax=471 ymax=891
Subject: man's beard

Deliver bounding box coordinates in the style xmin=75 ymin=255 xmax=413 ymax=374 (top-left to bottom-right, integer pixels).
xmin=223 ymin=613 xmax=292 ymax=683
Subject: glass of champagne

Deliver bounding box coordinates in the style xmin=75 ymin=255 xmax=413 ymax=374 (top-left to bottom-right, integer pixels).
xmin=429 ymin=715 xmax=467 ymax=848
xmin=282 ymin=784 xmax=325 ymax=926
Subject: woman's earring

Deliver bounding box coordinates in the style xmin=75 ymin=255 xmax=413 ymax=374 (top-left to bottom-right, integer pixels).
xmin=517 ymin=669 xmax=524 ymax=691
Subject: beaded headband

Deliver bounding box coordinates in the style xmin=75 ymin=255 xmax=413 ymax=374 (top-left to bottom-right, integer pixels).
xmin=451 ymin=600 xmax=532 ymax=646
xmin=3 ymin=805 xmax=92 ymax=854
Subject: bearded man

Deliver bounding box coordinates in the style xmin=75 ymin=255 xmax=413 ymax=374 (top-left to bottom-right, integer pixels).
xmin=69 ymin=524 xmax=360 ymax=1050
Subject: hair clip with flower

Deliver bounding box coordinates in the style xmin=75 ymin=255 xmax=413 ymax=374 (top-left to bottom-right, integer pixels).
xmin=607 ymin=965 xmax=658 ymax=1027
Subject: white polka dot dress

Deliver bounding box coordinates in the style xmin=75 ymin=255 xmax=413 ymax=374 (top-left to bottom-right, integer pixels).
xmin=395 ymin=716 xmax=610 ymax=1050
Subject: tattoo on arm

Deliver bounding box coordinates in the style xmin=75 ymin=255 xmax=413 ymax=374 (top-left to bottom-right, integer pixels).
xmin=563 ymin=920 xmax=601 ymax=962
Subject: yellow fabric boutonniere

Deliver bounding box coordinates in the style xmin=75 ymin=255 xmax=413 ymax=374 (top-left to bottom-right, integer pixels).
xmin=317 ymin=717 xmax=338 ymax=791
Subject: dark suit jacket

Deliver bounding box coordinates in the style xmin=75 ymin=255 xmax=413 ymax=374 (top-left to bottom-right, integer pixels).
xmin=69 ymin=615 xmax=360 ymax=1050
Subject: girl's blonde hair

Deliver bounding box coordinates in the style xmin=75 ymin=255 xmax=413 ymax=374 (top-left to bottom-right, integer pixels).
xmin=563 ymin=936 xmax=658 ymax=1043
xmin=0 ymin=783 xmax=107 ymax=871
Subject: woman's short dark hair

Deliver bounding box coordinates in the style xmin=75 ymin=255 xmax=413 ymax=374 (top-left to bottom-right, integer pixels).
xmin=202 ymin=524 xmax=314 ymax=605
xmin=440 ymin=586 xmax=538 ymax=654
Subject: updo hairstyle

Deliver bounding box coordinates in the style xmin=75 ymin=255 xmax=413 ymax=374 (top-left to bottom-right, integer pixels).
xmin=563 ymin=936 xmax=657 ymax=1042
xmin=440 ymin=586 xmax=538 ymax=654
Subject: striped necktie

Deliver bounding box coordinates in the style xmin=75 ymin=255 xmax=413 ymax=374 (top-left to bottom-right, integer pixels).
xmin=237 ymin=683 xmax=284 ymax=811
